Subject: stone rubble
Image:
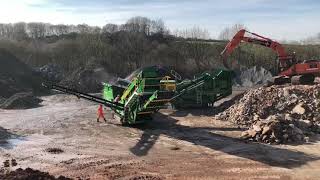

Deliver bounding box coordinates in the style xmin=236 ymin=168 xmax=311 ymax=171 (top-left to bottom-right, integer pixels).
xmin=233 ymin=66 xmax=273 ymax=87
xmin=35 ymin=64 xmax=64 ymax=83
xmin=217 ymin=84 xmax=320 ymax=144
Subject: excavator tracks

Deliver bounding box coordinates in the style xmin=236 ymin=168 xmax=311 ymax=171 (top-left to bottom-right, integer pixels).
xmin=268 ymin=75 xmax=315 ymax=86
xmin=291 ymin=74 xmax=315 ymax=85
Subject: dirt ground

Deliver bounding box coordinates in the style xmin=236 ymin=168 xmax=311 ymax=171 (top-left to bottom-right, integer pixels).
xmin=0 ymin=93 xmax=320 ymax=180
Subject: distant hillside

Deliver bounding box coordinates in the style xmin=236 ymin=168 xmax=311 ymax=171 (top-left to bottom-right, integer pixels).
xmin=0 ymin=17 xmax=319 ymax=79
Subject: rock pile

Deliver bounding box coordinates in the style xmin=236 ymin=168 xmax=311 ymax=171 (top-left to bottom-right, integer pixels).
xmin=0 ymin=48 xmax=44 ymax=98
xmin=240 ymin=115 xmax=308 ymax=144
xmin=35 ymin=64 xmax=63 ymax=83
xmin=0 ymin=48 xmax=46 ymax=109
xmin=60 ymin=67 xmax=103 ymax=93
xmin=0 ymin=168 xmax=71 ymax=180
xmin=233 ymin=66 xmax=273 ymax=87
xmin=60 ymin=66 xmax=116 ymax=93
xmin=218 ymin=84 xmax=320 ymax=144
xmin=0 ymin=92 xmax=42 ymax=109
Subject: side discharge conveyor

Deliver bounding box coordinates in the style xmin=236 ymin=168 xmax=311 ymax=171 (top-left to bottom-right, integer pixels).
xmin=42 ymin=83 xmax=124 ymax=111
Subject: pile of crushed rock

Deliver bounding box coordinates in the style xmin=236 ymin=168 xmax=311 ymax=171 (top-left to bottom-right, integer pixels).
xmin=233 ymin=66 xmax=273 ymax=87
xmin=217 ymin=84 xmax=320 ymax=144
xmin=35 ymin=64 xmax=64 ymax=83
xmin=0 ymin=49 xmax=44 ymax=109
xmin=0 ymin=168 xmax=70 ymax=180
xmin=60 ymin=66 xmax=116 ymax=93
xmin=0 ymin=92 xmax=42 ymax=109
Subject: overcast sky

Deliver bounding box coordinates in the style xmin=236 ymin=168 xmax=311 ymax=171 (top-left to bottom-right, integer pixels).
xmin=0 ymin=0 xmax=319 ymax=40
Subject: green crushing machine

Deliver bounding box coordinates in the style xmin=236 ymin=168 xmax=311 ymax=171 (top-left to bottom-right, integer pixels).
xmin=44 ymin=66 xmax=232 ymax=125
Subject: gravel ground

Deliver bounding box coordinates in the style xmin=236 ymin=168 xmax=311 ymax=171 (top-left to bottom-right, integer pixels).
xmin=0 ymin=94 xmax=319 ymax=179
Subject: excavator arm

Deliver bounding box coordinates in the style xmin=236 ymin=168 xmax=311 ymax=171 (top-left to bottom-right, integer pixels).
xmin=221 ymin=29 xmax=292 ymax=71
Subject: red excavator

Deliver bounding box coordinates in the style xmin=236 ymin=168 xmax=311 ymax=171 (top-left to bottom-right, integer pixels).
xmin=221 ymin=29 xmax=320 ymax=84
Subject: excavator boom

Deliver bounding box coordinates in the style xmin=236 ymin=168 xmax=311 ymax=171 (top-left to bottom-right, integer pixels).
xmin=221 ymin=29 xmax=246 ymax=68
xmin=221 ymin=29 xmax=320 ymax=84
xmin=221 ymin=29 xmax=291 ymax=70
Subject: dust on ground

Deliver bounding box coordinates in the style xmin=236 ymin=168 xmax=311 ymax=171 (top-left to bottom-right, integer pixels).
xmin=0 ymin=93 xmax=319 ymax=179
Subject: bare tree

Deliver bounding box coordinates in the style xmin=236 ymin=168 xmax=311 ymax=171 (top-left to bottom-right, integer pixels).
xmin=218 ymin=24 xmax=246 ymax=40
xmin=77 ymin=24 xmax=90 ymax=34
xmin=124 ymin=16 xmax=155 ymax=35
xmin=0 ymin=24 xmax=5 ymax=37
xmin=150 ymin=19 xmax=166 ymax=35
xmin=27 ymin=22 xmax=46 ymax=38
xmin=174 ymin=26 xmax=210 ymax=39
xmin=102 ymin=24 xmax=118 ymax=33
xmin=54 ymin=24 xmax=69 ymax=35
xmin=300 ymin=32 xmax=320 ymax=45
xmin=12 ymin=22 xmax=27 ymax=40
xmin=90 ymin=26 xmax=101 ymax=34
xmin=0 ymin=23 xmax=13 ymax=38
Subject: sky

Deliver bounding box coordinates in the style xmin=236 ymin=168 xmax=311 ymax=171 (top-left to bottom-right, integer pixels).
xmin=0 ymin=0 xmax=319 ymax=40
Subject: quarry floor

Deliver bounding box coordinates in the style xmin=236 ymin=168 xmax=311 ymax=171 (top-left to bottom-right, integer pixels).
xmin=0 ymin=93 xmax=320 ymax=180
